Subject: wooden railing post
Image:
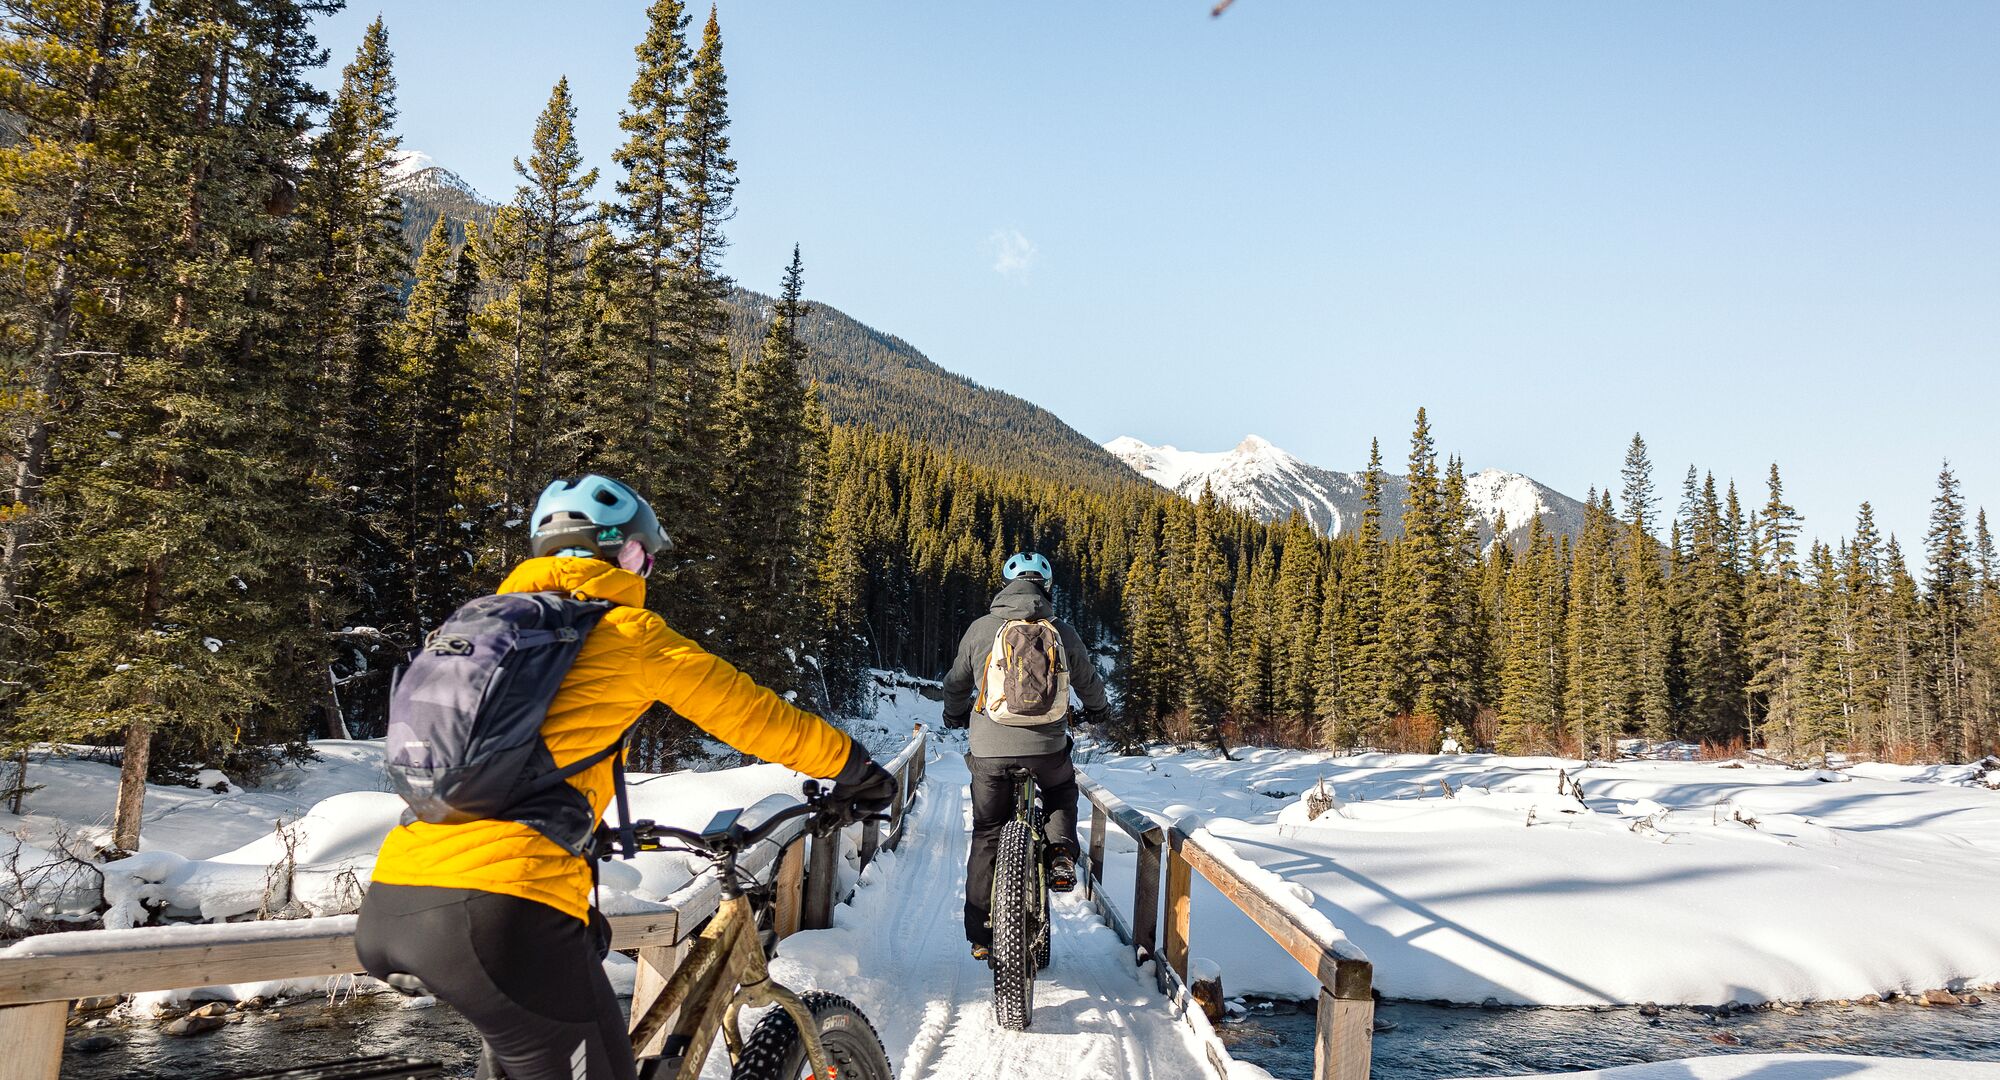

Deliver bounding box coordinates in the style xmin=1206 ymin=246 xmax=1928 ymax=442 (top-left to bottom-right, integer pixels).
xmin=1315 ymin=988 xmax=1374 ymax=1080
xmin=0 ymin=1001 xmax=64 ymax=1080
xmin=857 ymin=813 xmax=880 ymax=871
xmin=1132 ymin=826 xmax=1163 ymax=989
xmin=1163 ymin=839 xmax=1193 ymax=988
xmin=628 ymin=940 xmax=690 ymax=1057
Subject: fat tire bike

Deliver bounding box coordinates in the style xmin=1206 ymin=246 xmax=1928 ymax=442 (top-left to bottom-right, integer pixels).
xmin=988 ymin=766 xmax=1052 ymax=1031
xmin=626 ymin=782 xmax=895 ymax=1080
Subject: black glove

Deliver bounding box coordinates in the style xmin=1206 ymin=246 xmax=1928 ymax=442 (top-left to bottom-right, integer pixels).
xmin=830 ymin=742 xmax=897 ymax=818
xmin=1082 ymin=705 xmax=1113 ymax=728
xmin=943 ymin=709 xmax=970 ymax=730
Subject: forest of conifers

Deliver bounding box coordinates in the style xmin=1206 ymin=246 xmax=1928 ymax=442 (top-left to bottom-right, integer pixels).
xmin=3 ymin=3 xmax=1997 ymax=849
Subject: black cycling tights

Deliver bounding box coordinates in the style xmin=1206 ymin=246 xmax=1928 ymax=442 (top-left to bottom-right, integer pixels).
xmin=356 ymin=883 xmax=636 ymax=1080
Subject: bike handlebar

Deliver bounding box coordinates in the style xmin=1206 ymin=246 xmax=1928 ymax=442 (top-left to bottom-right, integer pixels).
xmin=605 ymin=781 xmax=891 ymax=862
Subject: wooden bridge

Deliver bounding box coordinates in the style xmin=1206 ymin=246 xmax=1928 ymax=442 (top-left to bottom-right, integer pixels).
xmin=0 ymin=730 xmax=1373 ymax=1080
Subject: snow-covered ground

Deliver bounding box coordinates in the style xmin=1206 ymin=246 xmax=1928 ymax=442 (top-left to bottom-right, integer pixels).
xmin=1084 ymin=747 xmax=2000 ymax=1008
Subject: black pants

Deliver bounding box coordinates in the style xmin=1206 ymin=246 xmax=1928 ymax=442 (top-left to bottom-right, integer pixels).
xmin=964 ymin=750 xmax=1079 ymax=948
xmin=356 ymin=883 xmax=634 ymax=1080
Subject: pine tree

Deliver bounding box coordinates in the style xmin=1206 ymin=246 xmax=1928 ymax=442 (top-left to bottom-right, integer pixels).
xmin=1618 ymin=435 xmax=1672 ymax=738
xmin=651 ymin=6 xmax=738 ymax=637
xmin=1271 ymin=513 xmax=1324 ymax=723
xmin=1564 ymin=491 xmax=1621 ymax=756
xmin=1497 ymin=516 xmax=1565 ymax=752
xmin=476 ymin=77 xmax=599 ymax=561
xmin=22 ymin=0 xmax=341 ymax=849
xmin=1745 ymin=465 xmax=1805 ymax=755
xmin=389 ymin=219 xmax=482 ymax=632
xmin=599 ymin=0 xmax=691 ymax=502
xmin=1322 ymin=439 xmax=1387 ymax=747
xmin=1185 ymin=486 xmax=1232 ymax=753
xmin=0 ymin=0 xmax=141 ymax=732
xmin=1381 ymin=409 xmax=1452 ymax=737
xmin=718 ymin=247 xmax=820 ymax=696
xmin=1924 ymin=463 xmax=1978 ymax=759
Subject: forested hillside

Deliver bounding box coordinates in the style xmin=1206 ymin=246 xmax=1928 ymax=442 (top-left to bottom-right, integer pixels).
xmin=3 ymin=1 xmax=1997 ymax=857
xmin=724 ymin=291 xmax=1140 ymax=491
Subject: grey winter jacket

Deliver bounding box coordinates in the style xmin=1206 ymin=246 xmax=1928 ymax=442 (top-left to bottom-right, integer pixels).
xmin=942 ymin=578 xmax=1109 ymax=758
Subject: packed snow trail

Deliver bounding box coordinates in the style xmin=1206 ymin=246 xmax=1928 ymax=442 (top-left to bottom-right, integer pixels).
xmin=764 ymin=748 xmax=1221 ymax=1080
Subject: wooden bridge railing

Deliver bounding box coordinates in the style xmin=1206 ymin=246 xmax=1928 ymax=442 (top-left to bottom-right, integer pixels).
xmin=0 ymin=726 xmax=927 ymax=1080
xmin=1079 ymin=772 xmax=1373 ymax=1080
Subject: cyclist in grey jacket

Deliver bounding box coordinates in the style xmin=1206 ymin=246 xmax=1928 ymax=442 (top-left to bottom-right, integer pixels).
xmin=943 ymin=553 xmax=1110 ymax=960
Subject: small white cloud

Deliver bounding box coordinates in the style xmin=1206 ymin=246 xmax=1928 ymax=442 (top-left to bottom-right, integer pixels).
xmin=987 ymin=227 xmax=1037 ymax=277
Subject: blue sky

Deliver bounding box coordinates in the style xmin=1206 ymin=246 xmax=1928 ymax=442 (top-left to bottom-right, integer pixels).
xmin=311 ymin=2 xmax=1998 ymax=553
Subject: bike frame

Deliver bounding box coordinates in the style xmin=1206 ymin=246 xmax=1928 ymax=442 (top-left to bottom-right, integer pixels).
xmin=629 ymin=839 xmax=833 ymax=1080
xmin=996 ymin=767 xmax=1050 ymax=936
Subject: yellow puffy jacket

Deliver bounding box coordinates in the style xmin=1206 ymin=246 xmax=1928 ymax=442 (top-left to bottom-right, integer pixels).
xmin=370 ymin=556 xmax=854 ymax=922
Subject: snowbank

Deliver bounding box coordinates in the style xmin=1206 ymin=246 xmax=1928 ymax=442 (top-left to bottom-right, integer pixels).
xmin=1088 ymin=748 xmax=2000 ymax=1007
xmin=1487 ymin=1055 xmax=2000 ymax=1079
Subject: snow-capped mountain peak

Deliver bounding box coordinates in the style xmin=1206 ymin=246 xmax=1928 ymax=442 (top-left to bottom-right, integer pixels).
xmin=1105 ymin=435 xmax=1588 ymax=546
xmin=387 ymin=149 xmax=487 ymax=202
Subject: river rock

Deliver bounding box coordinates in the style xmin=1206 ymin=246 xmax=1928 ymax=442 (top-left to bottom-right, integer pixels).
xmin=1858 ymin=993 xmax=1881 ymax=1005
xmin=1481 ymin=997 xmax=1503 ymax=1010
xmin=189 ymin=1001 xmax=231 ymax=1018
xmin=1707 ymin=1031 xmax=1741 ymax=1046
xmin=239 ymin=996 xmax=269 ymax=1010
xmin=166 ymin=1015 xmax=226 ymax=1036
xmin=1638 ymin=1002 xmax=1661 ymax=1017
xmin=72 ymin=995 xmax=121 ymax=1013
xmin=71 ymin=1035 xmax=119 ymax=1053
xmin=1922 ymin=989 xmax=1962 ymax=1006
xmin=1964 ymin=994 xmax=1984 ymax=1006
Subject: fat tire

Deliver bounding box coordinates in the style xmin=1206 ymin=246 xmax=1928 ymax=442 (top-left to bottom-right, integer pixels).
xmin=729 ymin=990 xmax=892 ymax=1080
xmin=992 ymin=820 xmax=1037 ymax=1030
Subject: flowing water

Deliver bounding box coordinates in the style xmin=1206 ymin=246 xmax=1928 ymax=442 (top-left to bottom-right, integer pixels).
xmin=59 ymin=990 xmax=2000 ymax=1079
xmin=1222 ymin=996 xmax=2000 ymax=1078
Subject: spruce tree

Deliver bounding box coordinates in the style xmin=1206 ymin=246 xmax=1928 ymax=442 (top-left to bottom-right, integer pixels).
xmin=1924 ymin=463 xmax=1978 ymax=758
xmin=1618 ymin=435 xmax=1672 ymax=738
xmin=0 ymin=0 xmax=140 ymax=733
xmin=389 ymin=219 xmax=482 ymax=632
xmin=1745 ymin=465 xmax=1805 ymax=755
xmin=651 ymin=6 xmax=738 ymax=637
xmin=23 ymin=0 xmax=339 ymax=849
xmin=718 ymin=247 xmax=820 ymax=696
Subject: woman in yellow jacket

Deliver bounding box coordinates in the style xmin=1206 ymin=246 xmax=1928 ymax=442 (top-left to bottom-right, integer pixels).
xmin=356 ymin=475 xmax=894 ymax=1080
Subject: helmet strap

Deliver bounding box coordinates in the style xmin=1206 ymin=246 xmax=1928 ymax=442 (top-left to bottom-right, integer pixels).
xmin=615 ymin=539 xmax=655 ymax=578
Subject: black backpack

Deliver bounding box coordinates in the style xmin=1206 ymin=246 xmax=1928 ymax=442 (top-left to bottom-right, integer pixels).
xmin=385 ymin=591 xmax=621 ymax=856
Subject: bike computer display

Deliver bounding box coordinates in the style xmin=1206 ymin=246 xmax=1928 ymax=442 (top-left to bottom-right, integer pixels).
xmin=699 ymin=808 xmax=744 ymax=846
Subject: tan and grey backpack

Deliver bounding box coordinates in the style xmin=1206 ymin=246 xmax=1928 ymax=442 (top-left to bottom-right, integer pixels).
xmin=977 ymin=619 xmax=1072 ymax=726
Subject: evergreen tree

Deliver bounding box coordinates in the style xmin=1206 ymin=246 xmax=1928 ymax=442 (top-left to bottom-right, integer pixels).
xmin=1322 ymin=439 xmax=1387 ymax=747
xmin=22 ymin=0 xmax=340 ymax=849
xmin=718 ymin=246 xmax=821 ymax=697
xmin=1924 ymin=463 xmax=1978 ymax=759
xmin=1184 ymin=486 xmax=1232 ymax=753
xmin=0 ymin=0 xmax=141 ymax=732
xmin=389 ymin=219 xmax=482 ymax=633
xmin=1745 ymin=465 xmax=1805 ymax=755
xmin=1618 ymin=434 xmax=1672 ymax=738
xmin=1497 ymin=516 xmax=1565 ymax=752
xmin=651 ymin=6 xmax=738 ymax=637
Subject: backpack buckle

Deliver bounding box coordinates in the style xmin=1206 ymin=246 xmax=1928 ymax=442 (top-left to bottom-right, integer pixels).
xmin=425 ymin=634 xmax=473 ymax=656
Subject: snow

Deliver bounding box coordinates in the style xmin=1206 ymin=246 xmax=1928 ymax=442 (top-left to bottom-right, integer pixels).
xmin=1086 ymin=748 xmax=2000 ymax=1007
xmin=759 ymin=750 xmax=1230 ymax=1080
xmin=1486 ymin=1056 xmax=2000 ymax=1080
xmin=1104 ymin=435 xmax=1588 ymax=545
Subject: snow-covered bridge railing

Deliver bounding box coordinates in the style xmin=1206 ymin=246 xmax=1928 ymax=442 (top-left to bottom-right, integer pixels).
xmin=0 ymin=726 xmax=928 ymax=1080
xmin=1079 ymin=772 xmax=1374 ymax=1080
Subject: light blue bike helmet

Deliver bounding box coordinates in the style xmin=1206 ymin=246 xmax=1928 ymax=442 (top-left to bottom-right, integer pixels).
xmin=530 ymin=475 xmax=673 ymax=560
xmin=1002 ymin=552 xmax=1053 ymax=581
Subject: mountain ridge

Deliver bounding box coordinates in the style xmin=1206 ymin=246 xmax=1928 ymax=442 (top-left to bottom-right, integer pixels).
xmin=1106 ymin=434 xmax=1590 ymax=546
